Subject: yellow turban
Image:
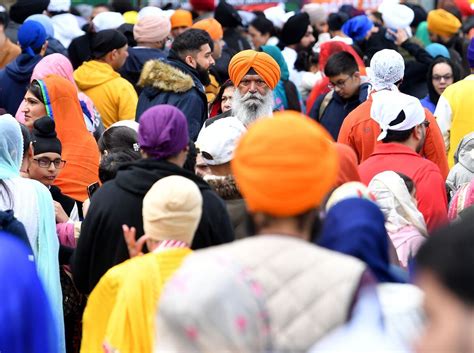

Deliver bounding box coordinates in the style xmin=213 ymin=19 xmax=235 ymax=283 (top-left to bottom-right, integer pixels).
xmin=228 ymin=50 xmax=281 ymax=90
xmin=427 ymin=9 xmax=461 ymax=37
xmin=192 ymin=18 xmax=223 ymax=41
xmin=232 ymin=111 xmax=339 ymax=217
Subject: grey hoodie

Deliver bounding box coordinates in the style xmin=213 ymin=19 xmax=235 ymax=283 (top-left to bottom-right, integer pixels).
xmin=447 ymin=132 xmax=474 ymax=196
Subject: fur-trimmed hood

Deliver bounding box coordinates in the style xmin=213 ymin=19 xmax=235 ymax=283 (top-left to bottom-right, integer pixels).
xmin=204 ymin=175 xmax=242 ymax=200
xmin=138 ymin=59 xmax=195 ymax=93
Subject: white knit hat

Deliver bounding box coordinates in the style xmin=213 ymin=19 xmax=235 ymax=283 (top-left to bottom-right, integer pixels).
xmin=371 ymin=90 xmax=425 ymax=141
xmin=92 ymin=11 xmax=125 ymax=32
xmin=143 ymin=176 xmax=203 ymax=244
xmin=196 ymin=116 xmax=246 ymax=166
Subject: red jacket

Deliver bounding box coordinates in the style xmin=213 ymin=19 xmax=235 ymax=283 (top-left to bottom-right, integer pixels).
xmin=359 ymin=143 xmax=448 ymax=232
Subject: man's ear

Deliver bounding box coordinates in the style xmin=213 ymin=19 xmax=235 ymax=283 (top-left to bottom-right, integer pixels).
xmin=413 ymin=125 xmax=423 ymax=140
xmin=28 ymin=142 xmax=34 ymax=159
xmin=185 ymin=54 xmax=196 ymax=68
xmin=40 ymin=40 xmax=49 ymax=56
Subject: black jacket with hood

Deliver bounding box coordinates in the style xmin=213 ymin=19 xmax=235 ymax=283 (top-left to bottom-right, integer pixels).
xmin=72 ymin=158 xmax=234 ymax=294
xmin=136 ymin=52 xmax=208 ymax=141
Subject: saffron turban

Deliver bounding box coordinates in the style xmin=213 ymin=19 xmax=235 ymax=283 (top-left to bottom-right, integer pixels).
xmin=228 ymin=50 xmax=281 ymax=90
xmin=192 ymin=18 xmax=223 ymax=41
xmin=232 ymin=111 xmax=339 ymax=217
xmin=427 ymin=9 xmax=461 ymax=37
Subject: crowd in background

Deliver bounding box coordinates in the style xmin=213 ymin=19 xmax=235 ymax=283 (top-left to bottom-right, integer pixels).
xmin=0 ymin=0 xmax=474 ymax=352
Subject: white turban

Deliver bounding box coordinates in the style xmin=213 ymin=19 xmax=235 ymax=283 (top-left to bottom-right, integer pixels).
xmin=381 ymin=4 xmax=414 ymax=36
xmin=368 ymin=49 xmax=405 ymax=91
xmin=92 ymin=11 xmax=125 ymax=32
xmin=371 ymin=90 xmax=425 ymax=141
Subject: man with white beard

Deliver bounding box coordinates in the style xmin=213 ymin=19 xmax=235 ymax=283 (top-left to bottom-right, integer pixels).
xmin=204 ymin=49 xmax=281 ymax=127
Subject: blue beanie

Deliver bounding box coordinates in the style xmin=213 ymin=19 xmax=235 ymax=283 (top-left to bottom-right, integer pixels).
xmin=25 ymin=14 xmax=54 ymax=39
xmin=17 ymin=20 xmax=47 ymax=57
xmin=425 ymin=43 xmax=450 ymax=59
xmin=342 ymin=15 xmax=373 ymax=42
xmin=468 ymin=37 xmax=474 ymax=68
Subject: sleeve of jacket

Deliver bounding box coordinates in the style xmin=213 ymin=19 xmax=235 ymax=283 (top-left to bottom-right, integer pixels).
xmin=309 ymin=94 xmax=325 ymax=121
xmin=173 ymin=92 xmax=206 ymax=141
xmin=117 ymin=79 xmax=138 ymax=120
xmin=421 ymin=109 xmax=449 ymax=180
xmin=415 ymin=167 xmax=448 ymax=233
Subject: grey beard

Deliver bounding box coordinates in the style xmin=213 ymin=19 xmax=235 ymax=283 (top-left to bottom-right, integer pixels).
xmin=232 ymin=90 xmax=274 ymax=126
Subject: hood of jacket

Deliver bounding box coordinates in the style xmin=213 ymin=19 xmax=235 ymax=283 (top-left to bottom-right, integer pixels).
xmin=454 ymin=131 xmax=474 ymax=173
xmin=115 ymin=158 xmax=211 ymax=196
xmin=74 ymin=60 xmax=120 ymax=91
xmin=5 ymin=53 xmax=42 ymax=83
xmin=204 ymin=175 xmax=242 ymax=200
xmin=138 ymin=58 xmax=196 ymax=95
xmin=122 ymin=47 xmax=167 ymax=77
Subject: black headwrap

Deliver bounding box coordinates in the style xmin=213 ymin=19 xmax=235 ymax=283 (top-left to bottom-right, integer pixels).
xmin=279 ymin=13 xmax=310 ymax=48
xmin=32 ymin=116 xmax=62 ymax=156
xmin=9 ymin=0 xmax=49 ymax=24
xmin=90 ymin=29 xmax=128 ymax=59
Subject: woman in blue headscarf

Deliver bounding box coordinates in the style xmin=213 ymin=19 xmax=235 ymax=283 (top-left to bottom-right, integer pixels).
xmin=260 ymin=45 xmax=303 ymax=112
xmin=0 ymin=114 xmax=65 ymax=353
xmin=318 ymin=198 xmax=404 ymax=283
xmin=0 ymin=233 xmax=58 ymax=353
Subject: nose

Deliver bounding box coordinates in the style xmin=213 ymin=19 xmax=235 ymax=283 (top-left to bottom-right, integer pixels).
xmin=310 ymin=34 xmax=316 ymax=42
xmin=248 ymin=81 xmax=258 ymax=92
xmin=209 ymin=56 xmax=215 ymax=66
xmin=48 ymin=162 xmax=56 ymax=171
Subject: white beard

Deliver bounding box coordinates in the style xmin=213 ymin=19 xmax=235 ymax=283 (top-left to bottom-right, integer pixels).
xmin=232 ymin=90 xmax=274 ymax=126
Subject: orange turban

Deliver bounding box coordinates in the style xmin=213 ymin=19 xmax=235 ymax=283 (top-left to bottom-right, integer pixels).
xmin=170 ymin=9 xmax=193 ymax=29
xmin=228 ymin=50 xmax=281 ymax=90
xmin=232 ymin=111 xmax=339 ymax=217
xmin=192 ymin=18 xmax=223 ymax=41
xmin=427 ymin=9 xmax=461 ymax=37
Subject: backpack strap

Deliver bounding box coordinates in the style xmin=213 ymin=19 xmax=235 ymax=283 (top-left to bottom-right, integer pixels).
xmin=318 ymin=90 xmax=334 ymax=122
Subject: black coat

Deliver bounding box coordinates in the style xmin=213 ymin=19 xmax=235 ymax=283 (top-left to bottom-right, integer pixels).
xmin=72 ymin=158 xmax=235 ymax=294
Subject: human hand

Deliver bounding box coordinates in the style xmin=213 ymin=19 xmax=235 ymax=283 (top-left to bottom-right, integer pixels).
xmin=54 ymin=201 xmax=70 ymax=223
xmin=122 ymin=225 xmax=149 ymax=258
xmin=387 ymin=28 xmax=409 ymax=46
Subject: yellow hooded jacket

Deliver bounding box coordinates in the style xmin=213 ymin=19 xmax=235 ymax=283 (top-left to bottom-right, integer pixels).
xmin=74 ymin=60 xmax=138 ymax=128
xmin=80 ymin=248 xmax=192 ymax=353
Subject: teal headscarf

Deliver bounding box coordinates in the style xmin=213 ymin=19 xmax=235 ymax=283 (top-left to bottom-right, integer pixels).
xmin=0 ymin=114 xmax=65 ymax=353
xmin=261 ymin=45 xmax=289 ymax=81
xmin=416 ymin=21 xmax=432 ymax=47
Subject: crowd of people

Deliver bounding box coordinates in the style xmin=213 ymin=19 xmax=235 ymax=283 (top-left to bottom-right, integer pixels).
xmin=0 ymin=0 xmax=473 ymax=352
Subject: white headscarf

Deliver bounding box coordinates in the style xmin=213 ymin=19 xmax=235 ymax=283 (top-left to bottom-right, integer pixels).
xmin=0 ymin=114 xmax=23 ymax=178
xmin=155 ymin=253 xmax=271 ymax=353
xmin=371 ymin=90 xmax=425 ymax=141
xmin=368 ymin=49 xmax=405 ymax=91
xmin=368 ymin=171 xmax=427 ymax=236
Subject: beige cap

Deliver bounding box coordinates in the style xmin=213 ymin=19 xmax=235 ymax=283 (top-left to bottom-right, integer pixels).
xmin=143 ymin=176 xmax=203 ymax=244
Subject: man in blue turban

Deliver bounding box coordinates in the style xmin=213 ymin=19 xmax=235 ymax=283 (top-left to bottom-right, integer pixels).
xmin=0 ymin=20 xmax=47 ymax=115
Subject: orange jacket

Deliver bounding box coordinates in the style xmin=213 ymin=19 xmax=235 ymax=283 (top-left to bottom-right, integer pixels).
xmin=40 ymin=75 xmax=100 ymax=201
xmin=337 ymin=94 xmax=449 ymax=180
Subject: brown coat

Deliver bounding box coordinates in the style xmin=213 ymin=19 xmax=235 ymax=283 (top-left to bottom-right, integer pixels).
xmin=0 ymin=38 xmax=20 ymax=69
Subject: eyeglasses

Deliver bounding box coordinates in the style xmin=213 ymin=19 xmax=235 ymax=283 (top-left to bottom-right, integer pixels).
xmin=33 ymin=157 xmax=66 ymax=169
xmin=432 ymin=74 xmax=453 ymax=82
xmin=239 ymin=79 xmax=267 ymax=88
xmin=328 ymin=74 xmax=354 ymax=90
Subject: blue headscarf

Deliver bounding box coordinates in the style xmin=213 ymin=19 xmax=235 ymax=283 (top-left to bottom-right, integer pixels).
xmin=0 ymin=115 xmax=65 ymax=353
xmin=318 ymin=198 xmax=404 ymax=283
xmin=0 ymin=232 xmax=58 ymax=353
xmin=342 ymin=15 xmax=373 ymax=42
xmin=425 ymin=43 xmax=450 ymax=59
xmin=17 ymin=20 xmax=47 ymax=57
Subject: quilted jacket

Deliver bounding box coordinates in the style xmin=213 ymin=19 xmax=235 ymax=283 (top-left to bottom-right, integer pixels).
xmin=197 ymin=235 xmax=368 ymax=352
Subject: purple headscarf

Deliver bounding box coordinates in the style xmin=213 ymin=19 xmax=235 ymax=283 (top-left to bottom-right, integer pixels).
xmin=138 ymin=105 xmax=189 ymax=159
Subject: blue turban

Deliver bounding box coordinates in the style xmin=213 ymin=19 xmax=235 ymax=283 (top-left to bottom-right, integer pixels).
xmin=25 ymin=14 xmax=54 ymax=39
xmin=342 ymin=15 xmax=373 ymax=42
xmin=17 ymin=20 xmax=47 ymax=57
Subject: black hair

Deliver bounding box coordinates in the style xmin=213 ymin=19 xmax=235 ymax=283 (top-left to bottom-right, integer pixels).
xmin=0 ymin=9 xmax=9 ymax=28
xmin=416 ymin=217 xmax=474 ymax=306
xmin=324 ymin=51 xmax=358 ymax=77
xmin=27 ymin=81 xmax=45 ymax=103
xmin=20 ymin=124 xmax=31 ymax=158
xmin=427 ymin=56 xmax=461 ymax=106
xmin=249 ymin=16 xmax=275 ymax=36
xmin=171 ymin=29 xmax=214 ymax=60
xmin=183 ymin=140 xmax=198 ymax=173
xmin=210 ymin=79 xmax=234 ymax=115
xmin=98 ymin=150 xmax=140 ymax=183
xmin=396 ymin=172 xmax=415 ymax=194
xmin=97 ymin=126 xmax=140 ymax=158
xmin=328 ymin=12 xmax=348 ymax=32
